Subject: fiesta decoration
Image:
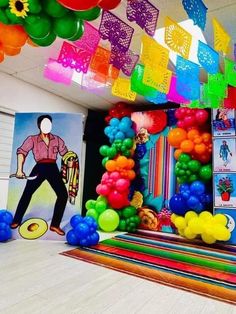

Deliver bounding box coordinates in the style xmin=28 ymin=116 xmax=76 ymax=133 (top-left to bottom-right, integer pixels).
xmin=0 ymin=209 xmax=13 ymax=242
xmin=182 ymin=0 xmax=208 ymax=31
xmin=117 ymin=205 xmax=141 ymax=232
xmin=104 ymin=117 xmax=135 ymax=143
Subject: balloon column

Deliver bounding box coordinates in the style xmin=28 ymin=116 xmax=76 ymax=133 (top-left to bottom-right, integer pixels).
xmin=66 ymin=214 xmax=100 ymax=246
xmin=0 ymin=0 xmax=103 ymax=47
xmin=0 ymin=209 xmax=13 ymax=242
xmin=171 ymin=211 xmax=231 ymax=244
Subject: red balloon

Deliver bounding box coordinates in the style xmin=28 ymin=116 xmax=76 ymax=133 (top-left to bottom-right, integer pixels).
xmin=57 ymin=0 xmax=100 ymax=10
xmin=195 ymin=109 xmax=209 ymax=125
xmin=99 ymin=0 xmax=121 ymax=10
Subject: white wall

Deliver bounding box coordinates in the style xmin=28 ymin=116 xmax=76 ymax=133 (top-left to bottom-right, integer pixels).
xmin=0 ymin=73 xmax=87 ymax=209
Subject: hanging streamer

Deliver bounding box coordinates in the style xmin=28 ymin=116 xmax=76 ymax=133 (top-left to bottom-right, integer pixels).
xmin=212 ymin=18 xmax=231 ymax=55
xmin=112 ymin=77 xmax=137 ymax=101
xmin=131 ymin=64 xmax=157 ymax=97
xmin=167 ymin=76 xmax=190 ymax=104
xmin=207 ymin=73 xmax=228 ymax=98
xmin=164 ymin=16 xmax=192 ymax=59
xmin=145 ymin=91 xmax=167 ymax=104
xmin=44 ymin=58 xmax=73 ymax=85
xmin=224 ymin=58 xmax=236 ymax=87
xmin=99 ymin=10 xmax=134 ymax=52
xmin=126 ymin=0 xmax=159 ymax=37
xmin=57 ymin=41 xmax=92 ymax=73
xmin=143 ymin=65 xmax=172 ymax=93
xmin=141 ymin=35 xmax=169 ymax=68
xmin=110 ymin=45 xmax=139 ymax=76
xmin=73 ymin=22 xmax=100 ymax=54
xmin=202 ymin=83 xmax=223 ymax=108
xmin=197 ymin=40 xmax=219 ymax=74
xmin=182 ymin=0 xmax=208 ymax=30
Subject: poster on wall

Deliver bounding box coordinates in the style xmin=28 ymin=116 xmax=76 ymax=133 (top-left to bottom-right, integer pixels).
xmin=213 ymin=138 xmax=236 ymax=172
xmin=214 ymin=173 xmax=236 ymax=208
xmin=215 ymin=208 xmax=236 ymax=245
xmin=7 ymin=112 xmax=83 ymax=241
xmin=212 ymin=109 xmax=236 ymax=137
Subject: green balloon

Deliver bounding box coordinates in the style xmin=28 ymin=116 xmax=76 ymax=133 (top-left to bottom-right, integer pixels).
xmin=95 ymin=200 xmax=107 ymax=214
xmin=200 ymin=165 xmax=212 ymax=181
xmin=123 ymin=138 xmax=133 ymax=149
xmin=96 ymin=195 xmax=108 ymax=205
xmin=122 ymin=206 xmax=137 ymax=218
xmin=0 ymin=0 xmax=8 ymax=7
xmin=118 ymin=219 xmax=127 ymax=231
xmin=68 ymin=19 xmax=84 ymax=41
xmin=30 ymin=31 xmax=56 ymax=47
xmin=43 ymin=0 xmax=68 ymax=18
xmin=179 ymin=153 xmax=191 ymax=163
xmin=86 ymin=208 xmax=99 ymax=222
xmin=99 ymin=145 xmax=109 ymax=156
xmin=53 ymin=13 xmax=78 ymax=39
xmin=188 ymin=174 xmax=198 ymax=183
xmin=107 ymin=147 xmax=117 ymax=158
xmin=179 ymin=169 xmax=186 ymax=176
xmin=175 ymin=167 xmax=180 ymax=176
xmin=102 ymin=157 xmax=109 ymax=167
xmin=74 ymin=6 xmax=101 ymax=21
xmin=0 ymin=9 xmax=8 ymax=24
xmin=98 ymin=209 xmax=120 ymax=232
xmin=28 ymin=0 xmax=42 ymax=14
xmin=85 ymin=199 xmax=96 ymax=210
xmin=25 ymin=15 xmax=51 ymax=39
xmin=133 ymin=215 xmax=141 ymax=225
xmin=188 ymin=160 xmax=201 ymax=173
xmin=122 ymin=150 xmax=131 ymax=157
xmin=5 ymin=8 xmax=23 ymax=24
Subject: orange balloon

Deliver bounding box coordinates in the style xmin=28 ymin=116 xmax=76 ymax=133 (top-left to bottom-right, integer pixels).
xmin=0 ymin=50 xmax=4 ymax=63
xmin=116 ymin=156 xmax=128 ymax=168
xmin=3 ymin=46 xmax=21 ymax=56
xmin=202 ymin=132 xmax=212 ymax=144
xmin=180 ymin=139 xmax=194 ymax=153
xmin=194 ymin=143 xmax=207 ymax=154
xmin=174 ymin=149 xmax=183 ymax=160
xmin=2 ymin=25 xmax=28 ymax=47
xmin=187 ymin=129 xmax=199 ymax=140
xmin=127 ymin=170 xmax=136 ymax=180
xmin=193 ymin=136 xmax=202 ymax=144
xmin=127 ymin=158 xmax=135 ymax=169
xmin=167 ymin=128 xmax=187 ymax=148
xmin=105 ymin=160 xmax=117 ymax=172
xmin=27 ymin=37 xmax=38 ymax=47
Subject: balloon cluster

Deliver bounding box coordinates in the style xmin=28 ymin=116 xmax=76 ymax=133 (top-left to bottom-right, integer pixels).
xmin=105 ymin=102 xmax=134 ymax=124
xmin=175 ymin=108 xmax=209 ymax=130
xmin=96 ymin=171 xmax=130 ymax=209
xmin=104 ymin=117 xmax=135 ymax=143
xmin=169 ymin=181 xmax=212 ymax=215
xmin=85 ymin=197 xmax=121 ymax=232
xmin=171 ymin=211 xmax=231 ymax=244
xmin=99 ymin=138 xmax=134 ymax=166
xmin=0 ymin=210 xmax=13 ymax=242
xmin=105 ymin=156 xmax=136 ymax=180
xmin=0 ymin=0 xmax=102 ymax=47
xmin=117 ymin=206 xmax=141 ymax=232
xmin=175 ymin=153 xmax=212 ymax=184
xmin=168 ymin=128 xmax=212 ymax=164
xmin=0 ymin=23 xmax=28 ymax=62
xmin=58 ymin=0 xmax=121 ymax=11
xmin=66 ymin=214 xmax=99 ymax=246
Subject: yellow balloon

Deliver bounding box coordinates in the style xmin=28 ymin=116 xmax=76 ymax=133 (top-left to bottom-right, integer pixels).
xmin=175 ymin=217 xmax=186 ymax=229
xmin=171 ymin=213 xmax=178 ymax=224
xmin=185 ymin=211 xmax=198 ymax=223
xmin=201 ymin=233 xmax=216 ymax=244
xmin=184 ymin=227 xmax=197 ymax=240
xmin=178 ymin=228 xmax=185 ymax=237
xmin=212 ymin=214 xmax=227 ymax=226
xmin=213 ymin=225 xmax=231 ymax=241
xmin=203 ymin=223 xmax=214 ymax=236
xmin=199 ymin=211 xmax=213 ymax=222
xmin=188 ymin=218 xmax=204 ymax=234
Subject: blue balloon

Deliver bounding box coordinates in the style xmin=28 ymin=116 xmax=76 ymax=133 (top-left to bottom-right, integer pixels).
xmin=204 ymin=193 xmax=213 ymax=204
xmin=83 ymin=216 xmax=96 ymax=228
xmin=169 ymin=194 xmax=188 ymax=215
xmin=70 ymin=214 xmax=83 ymax=228
xmin=0 ymin=229 xmax=11 ymax=242
xmin=115 ymin=131 xmax=125 ymax=140
xmin=187 ymin=195 xmax=200 ymax=210
xmin=121 ymin=117 xmax=132 ymax=125
xmin=179 ymin=183 xmax=190 ymax=193
xmin=126 ymin=129 xmax=135 ymax=138
xmin=195 ymin=202 xmax=204 ymax=213
xmin=182 ymin=191 xmax=190 ymax=200
xmin=110 ymin=118 xmax=120 ymax=127
xmin=0 ymin=210 xmax=13 ymax=225
xmin=74 ymin=223 xmax=90 ymax=238
xmin=119 ymin=122 xmax=129 ymax=132
xmin=79 ymin=238 xmax=89 ymax=247
xmin=66 ymin=230 xmax=79 ymax=246
xmin=90 ymin=232 xmax=100 ymax=245
xmin=190 ymin=181 xmax=205 ymax=196
xmin=104 ymin=126 xmax=112 ymax=136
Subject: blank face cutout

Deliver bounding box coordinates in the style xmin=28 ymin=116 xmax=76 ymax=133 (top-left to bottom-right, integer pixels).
xmin=40 ymin=118 xmax=52 ymax=134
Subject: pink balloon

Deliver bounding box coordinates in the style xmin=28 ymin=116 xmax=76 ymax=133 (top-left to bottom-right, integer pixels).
xmin=96 ymin=184 xmax=110 ymax=196
xmin=183 ymin=115 xmax=196 ymax=128
xmin=110 ymin=171 xmax=121 ymax=180
xmin=177 ymin=120 xmax=186 ymax=129
xmin=108 ymin=190 xmax=126 ymax=209
xmin=115 ymin=178 xmax=130 ymax=192
xmin=195 ymin=109 xmax=208 ymax=125
xmin=102 ymin=172 xmax=110 ymax=183
xmin=175 ymin=108 xmax=187 ymax=119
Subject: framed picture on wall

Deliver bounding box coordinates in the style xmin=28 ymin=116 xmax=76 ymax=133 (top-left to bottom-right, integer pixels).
xmin=212 ymin=109 xmax=236 ymax=137
xmin=213 ymin=138 xmax=236 ymax=172
xmin=214 ymin=173 xmax=236 ymax=208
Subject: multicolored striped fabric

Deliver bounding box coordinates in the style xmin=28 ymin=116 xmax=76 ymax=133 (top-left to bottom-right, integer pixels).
xmin=61 ymin=232 xmax=236 ymax=305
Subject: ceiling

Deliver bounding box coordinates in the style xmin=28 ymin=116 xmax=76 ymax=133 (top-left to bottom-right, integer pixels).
xmin=0 ymin=0 xmax=236 ymax=111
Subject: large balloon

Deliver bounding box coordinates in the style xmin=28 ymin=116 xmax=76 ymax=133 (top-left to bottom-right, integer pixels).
xmin=98 ymin=209 xmax=119 ymax=232
xmin=169 ymin=194 xmax=188 ymax=215
xmin=98 ymin=0 xmax=121 ymax=10
xmin=57 ymin=0 xmax=101 ymax=11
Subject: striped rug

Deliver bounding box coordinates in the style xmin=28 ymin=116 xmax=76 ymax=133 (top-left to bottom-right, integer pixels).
xmin=61 ymin=232 xmax=236 ymax=305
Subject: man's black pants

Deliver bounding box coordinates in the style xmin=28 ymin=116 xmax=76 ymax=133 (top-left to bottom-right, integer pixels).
xmin=13 ymin=163 xmax=68 ymax=227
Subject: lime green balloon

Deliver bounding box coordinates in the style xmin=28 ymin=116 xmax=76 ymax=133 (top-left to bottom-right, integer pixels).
xmin=30 ymin=31 xmax=56 ymax=47
xmin=96 ymin=195 xmax=108 ymax=205
xmin=68 ymin=20 xmax=84 ymax=41
xmin=85 ymin=199 xmax=96 ymax=210
xmin=98 ymin=209 xmax=120 ymax=232
xmin=43 ymin=0 xmax=68 ymax=18
xmin=5 ymin=8 xmax=23 ymax=24
xmin=199 ymin=165 xmax=212 ymax=181
xmin=86 ymin=208 xmax=99 ymax=222
xmin=188 ymin=160 xmax=201 ymax=173
xmin=122 ymin=206 xmax=137 ymax=218
xmin=95 ymin=200 xmax=107 ymax=214
xmin=123 ymin=138 xmax=133 ymax=149
xmin=28 ymin=0 xmax=42 ymax=14
xmin=53 ymin=13 xmax=78 ymax=39
xmin=25 ymin=15 xmax=51 ymax=39
xmin=0 ymin=9 xmax=8 ymax=24
xmin=0 ymin=0 xmax=8 ymax=7
xmin=74 ymin=6 xmax=101 ymax=21
xmin=118 ymin=219 xmax=127 ymax=231
xmin=179 ymin=153 xmax=191 ymax=163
